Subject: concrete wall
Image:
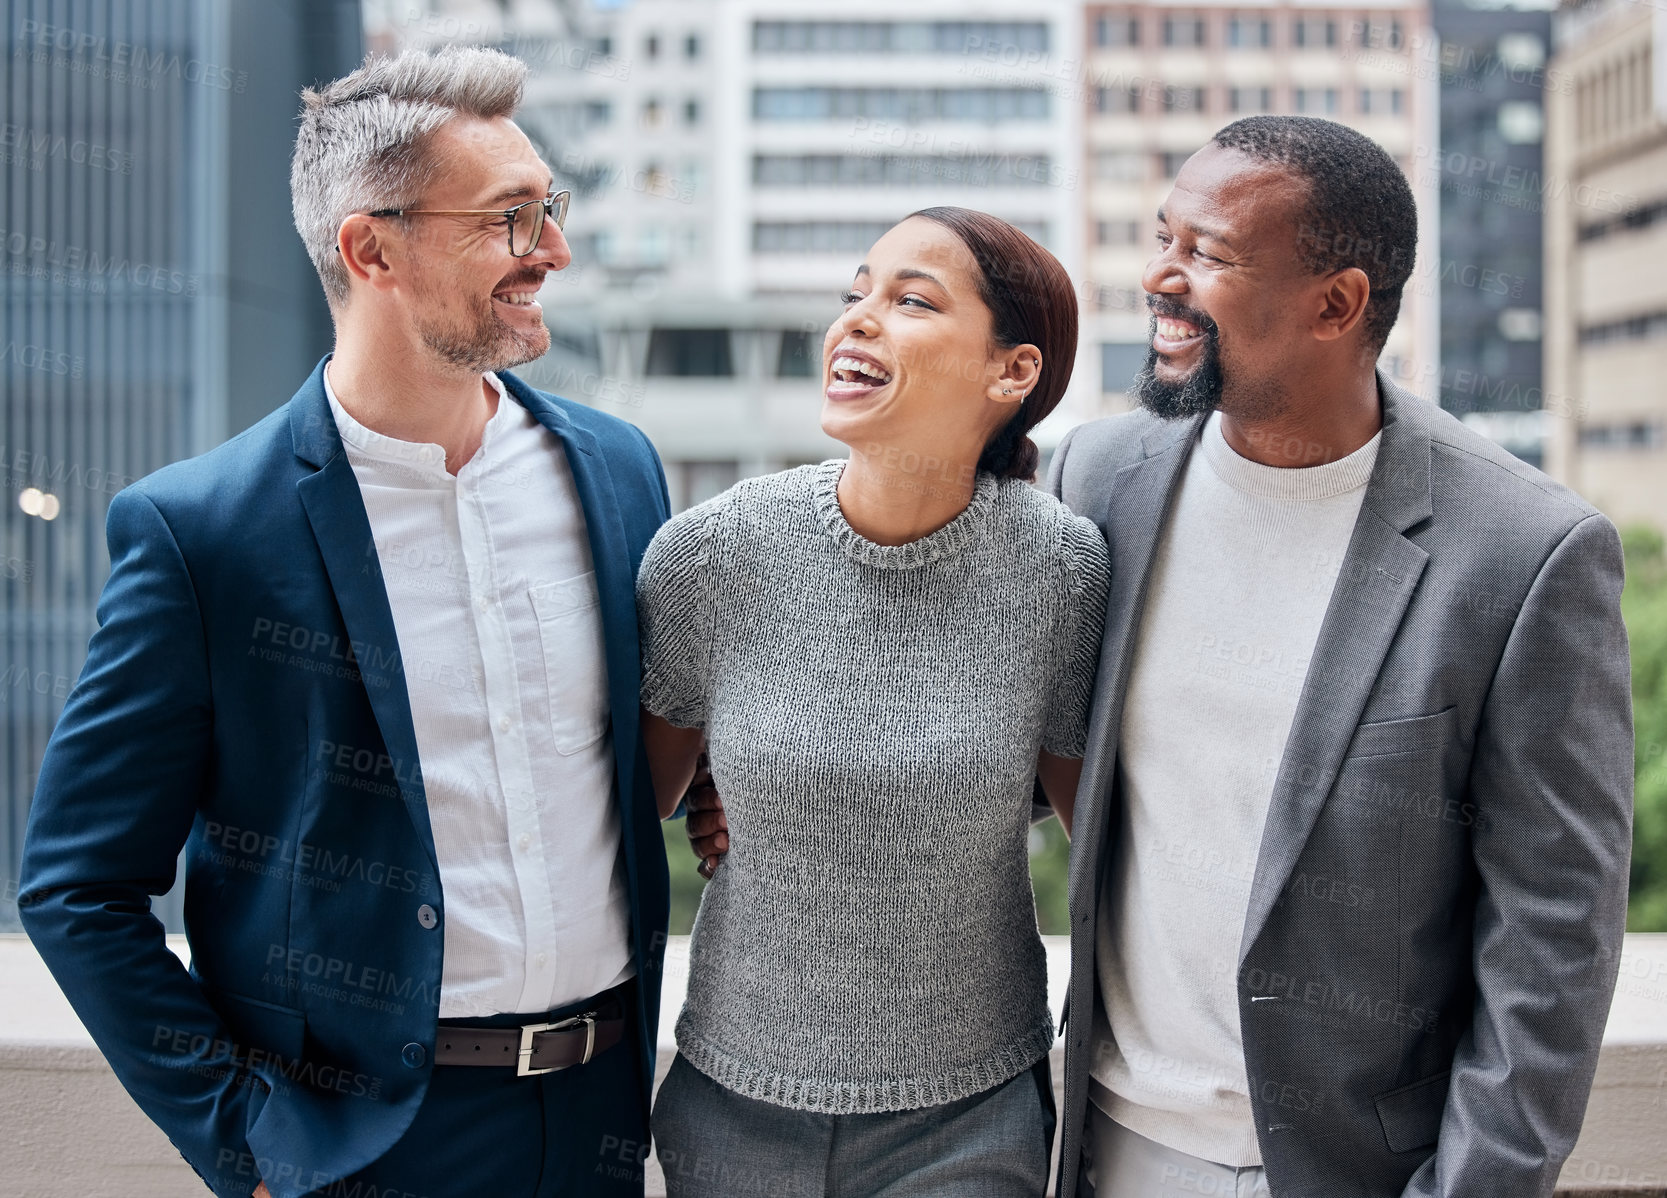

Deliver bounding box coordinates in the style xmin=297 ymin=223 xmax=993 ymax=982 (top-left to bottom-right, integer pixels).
xmin=3 ymin=935 xmax=1663 ymax=1196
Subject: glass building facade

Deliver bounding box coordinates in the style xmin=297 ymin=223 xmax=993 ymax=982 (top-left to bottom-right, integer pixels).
xmin=1431 ymin=0 xmax=1553 ymax=464
xmin=2 ymin=0 xmax=361 ymax=929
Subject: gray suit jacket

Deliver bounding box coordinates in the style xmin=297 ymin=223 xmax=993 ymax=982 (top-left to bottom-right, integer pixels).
xmin=1047 ymin=374 xmax=1634 ymax=1198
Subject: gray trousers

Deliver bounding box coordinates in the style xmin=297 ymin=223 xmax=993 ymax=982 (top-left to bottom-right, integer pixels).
xmin=652 ymin=1052 xmax=1056 ymax=1197
xmin=1083 ymin=1103 xmax=1271 ymax=1198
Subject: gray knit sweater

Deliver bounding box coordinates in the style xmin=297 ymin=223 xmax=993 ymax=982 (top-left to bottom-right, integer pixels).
xmin=636 ymin=459 xmax=1110 ymax=1114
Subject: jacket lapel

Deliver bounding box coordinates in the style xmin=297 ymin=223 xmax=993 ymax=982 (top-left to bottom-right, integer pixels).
xmin=1073 ymin=416 xmax=1204 ymax=877
xmin=1238 ymin=374 xmax=1433 ymax=960
xmin=288 ymin=362 xmax=437 ymax=873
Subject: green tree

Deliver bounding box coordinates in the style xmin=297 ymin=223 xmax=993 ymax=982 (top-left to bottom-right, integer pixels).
xmin=1622 ymin=526 xmax=1667 ymax=931
xmin=662 ymin=821 xmax=706 ymax=935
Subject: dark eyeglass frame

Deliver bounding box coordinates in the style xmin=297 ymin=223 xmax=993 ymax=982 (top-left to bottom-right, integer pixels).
xmin=365 ymin=190 xmax=571 ymax=257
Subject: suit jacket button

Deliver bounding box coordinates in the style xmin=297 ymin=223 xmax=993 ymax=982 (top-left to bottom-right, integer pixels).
xmin=417 ymin=904 xmax=438 ymax=929
xmin=401 ymin=1042 xmax=426 ymax=1069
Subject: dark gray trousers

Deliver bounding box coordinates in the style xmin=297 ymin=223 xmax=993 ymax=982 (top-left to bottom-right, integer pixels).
xmin=653 ymin=1052 xmax=1056 ymax=1197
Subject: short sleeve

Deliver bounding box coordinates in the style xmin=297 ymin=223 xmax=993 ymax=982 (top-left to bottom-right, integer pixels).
xmin=635 ymin=500 xmax=723 ymax=728
xmin=1042 ymin=511 xmax=1111 ymax=758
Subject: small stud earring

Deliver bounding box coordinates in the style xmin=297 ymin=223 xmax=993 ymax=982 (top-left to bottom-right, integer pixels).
xmin=1003 ymin=388 xmax=1012 ymax=394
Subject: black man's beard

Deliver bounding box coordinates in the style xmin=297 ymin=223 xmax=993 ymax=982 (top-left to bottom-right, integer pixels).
xmin=1132 ymin=312 xmax=1224 ymax=420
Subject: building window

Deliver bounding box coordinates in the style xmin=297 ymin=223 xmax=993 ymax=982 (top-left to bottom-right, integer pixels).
xmin=1495 ymin=32 xmax=1544 ymax=70
xmin=680 ymin=159 xmax=704 ymax=198
xmin=753 ymin=221 xmax=897 ymax=254
xmin=1498 ymin=309 xmax=1542 ymax=341
xmin=642 ymin=97 xmax=662 ymax=128
xmin=1293 ymin=18 xmax=1336 ymax=49
xmin=752 ymin=87 xmax=1050 ymax=123
xmin=1162 ymin=85 xmax=1206 ymax=114
xmin=645 ymin=34 xmax=660 ymax=60
xmin=1578 ymin=309 xmax=1667 ymax=347
xmin=685 ymin=33 xmax=701 ymax=59
xmin=1158 ymin=149 xmax=1195 ymax=178
xmin=1498 ymin=101 xmax=1543 ymax=144
xmin=596 ymin=35 xmax=612 ymax=57
xmin=585 ymin=100 xmax=612 ymax=127
xmin=646 ymin=329 xmax=733 ymax=376
xmin=752 ymin=21 xmax=1047 ymax=55
xmin=1578 ymin=422 xmax=1664 ymax=450
xmin=1095 ymin=16 xmax=1139 ymax=47
xmin=670 ymin=461 xmax=741 ymax=511
xmin=1355 ymin=19 xmax=1403 ymax=51
xmin=777 ymin=329 xmax=819 ymax=377
xmin=1162 ymin=16 xmax=1206 ymax=47
xmin=753 ymin=152 xmax=1054 ymax=188
xmin=1101 ymin=342 xmax=1148 ymax=392
xmin=1295 ymin=88 xmax=1338 ymax=115
xmin=1095 ymin=219 xmax=1142 ymax=246
xmin=1226 ymin=17 xmax=1270 ymax=48
xmin=1579 ymin=196 xmax=1667 ymax=242
xmin=1093 ymin=149 xmax=1147 ymax=181
xmin=638 ymin=226 xmax=670 ymax=267
xmin=1095 ymin=84 xmax=1142 ymax=114
xmin=684 ymin=98 xmax=701 ymax=125
xmin=1357 ymin=88 xmax=1405 ymax=116
xmin=1228 ymin=86 xmax=1272 ymax=114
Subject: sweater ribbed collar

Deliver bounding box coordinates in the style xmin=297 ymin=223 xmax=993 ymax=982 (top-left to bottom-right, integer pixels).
xmin=811 ymin=458 xmax=998 ymax=569
xmin=1199 ymin=412 xmax=1381 ymax=501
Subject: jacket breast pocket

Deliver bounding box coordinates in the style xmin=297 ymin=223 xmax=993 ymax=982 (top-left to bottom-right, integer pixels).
xmin=1374 ymin=1070 xmax=1450 ymax=1153
xmin=1345 ymin=707 xmax=1457 ymax=760
xmin=529 ymin=572 xmax=610 ymax=755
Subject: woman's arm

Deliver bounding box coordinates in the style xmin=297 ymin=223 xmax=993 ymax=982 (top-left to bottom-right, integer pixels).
xmin=642 ymin=708 xmax=705 ymax=819
xmin=1036 ymin=751 xmax=1084 ymax=838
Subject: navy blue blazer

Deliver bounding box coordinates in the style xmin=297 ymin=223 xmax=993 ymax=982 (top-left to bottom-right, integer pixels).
xmin=19 ymin=358 xmax=672 ymax=1198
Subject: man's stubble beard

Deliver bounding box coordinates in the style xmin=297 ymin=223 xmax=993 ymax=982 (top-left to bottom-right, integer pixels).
xmin=411 ymin=270 xmax=550 ymax=375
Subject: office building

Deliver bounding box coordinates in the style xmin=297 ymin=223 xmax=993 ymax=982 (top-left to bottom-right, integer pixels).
xmin=1 ymin=0 xmax=362 ymax=929
xmin=1543 ymin=0 xmax=1667 ymax=530
xmin=1429 ymin=0 xmax=1554 ymax=466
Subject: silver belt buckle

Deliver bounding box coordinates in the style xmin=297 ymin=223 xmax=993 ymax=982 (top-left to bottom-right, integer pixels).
xmin=516 ymin=1010 xmax=596 ymax=1077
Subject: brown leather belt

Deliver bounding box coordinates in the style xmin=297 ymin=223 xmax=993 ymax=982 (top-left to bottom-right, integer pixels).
xmin=435 ymin=993 xmax=626 ymax=1076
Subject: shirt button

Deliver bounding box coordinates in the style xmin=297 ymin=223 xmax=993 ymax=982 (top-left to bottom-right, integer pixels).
xmin=476 ymin=596 xmax=489 ymax=612
xmin=417 ymin=904 xmax=438 ymax=930
xmin=517 ymin=833 xmax=531 ymax=849
xmin=401 ymin=1042 xmax=427 ymax=1069
xmin=497 ymin=715 xmax=512 ymax=733
xmin=536 ymin=952 xmax=548 ymax=966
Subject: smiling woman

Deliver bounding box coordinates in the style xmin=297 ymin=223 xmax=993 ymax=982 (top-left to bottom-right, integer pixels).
xmin=634 ymin=210 xmax=1110 ymax=1197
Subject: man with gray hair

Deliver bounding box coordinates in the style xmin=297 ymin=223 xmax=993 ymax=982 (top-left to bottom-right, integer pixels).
xmin=21 ymin=46 xmax=670 ymax=1198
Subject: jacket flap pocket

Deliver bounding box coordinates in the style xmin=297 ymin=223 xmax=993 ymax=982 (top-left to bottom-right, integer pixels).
xmin=1347 ymin=707 xmax=1457 ymax=760
xmin=204 ymin=985 xmax=307 ymax=1065
xmin=1374 ymin=1070 xmax=1450 ymax=1154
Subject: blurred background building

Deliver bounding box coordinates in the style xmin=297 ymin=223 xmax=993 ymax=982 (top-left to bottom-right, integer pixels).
xmin=0 ymin=0 xmax=362 ymax=931
xmin=1543 ymin=0 xmax=1666 ymax=528
xmin=1430 ymin=0 xmax=1554 ymax=467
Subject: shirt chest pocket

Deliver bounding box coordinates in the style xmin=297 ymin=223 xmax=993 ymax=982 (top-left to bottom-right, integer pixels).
xmin=529 ymin=572 xmax=610 ymax=755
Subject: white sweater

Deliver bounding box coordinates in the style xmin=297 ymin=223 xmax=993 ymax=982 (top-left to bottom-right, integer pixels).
xmin=1092 ymin=412 xmax=1381 ymax=1166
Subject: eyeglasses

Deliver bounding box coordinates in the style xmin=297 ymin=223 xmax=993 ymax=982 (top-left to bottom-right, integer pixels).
xmin=365 ymin=190 xmax=570 ymax=257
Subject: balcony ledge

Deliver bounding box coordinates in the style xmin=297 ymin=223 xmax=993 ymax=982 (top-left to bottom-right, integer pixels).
xmin=2 ymin=934 xmax=1663 ymax=1196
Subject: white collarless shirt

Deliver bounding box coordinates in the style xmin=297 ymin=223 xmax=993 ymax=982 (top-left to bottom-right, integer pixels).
xmin=1093 ymin=412 xmax=1381 ymax=1166
xmin=325 ymin=364 xmax=633 ymax=1018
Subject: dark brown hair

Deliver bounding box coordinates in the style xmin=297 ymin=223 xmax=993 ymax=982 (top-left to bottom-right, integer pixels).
xmin=907 ymin=207 xmax=1079 ymax=482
